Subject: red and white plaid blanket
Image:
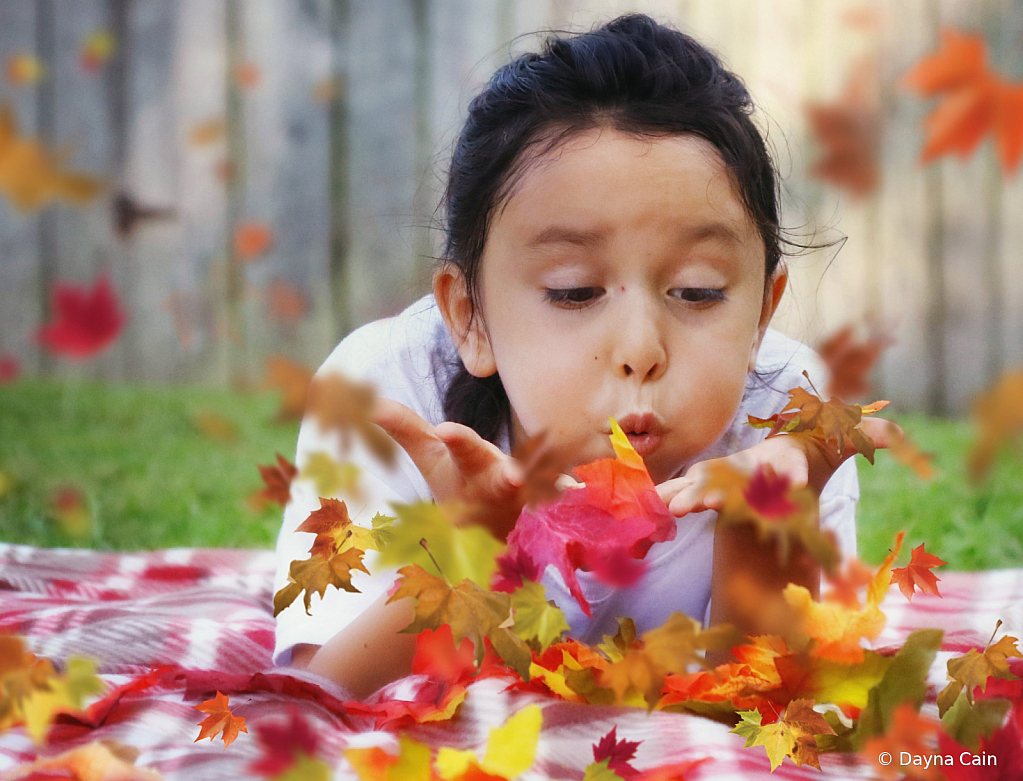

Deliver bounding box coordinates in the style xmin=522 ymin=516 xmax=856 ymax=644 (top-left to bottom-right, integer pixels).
xmin=1 ymin=542 xmax=1021 ymax=780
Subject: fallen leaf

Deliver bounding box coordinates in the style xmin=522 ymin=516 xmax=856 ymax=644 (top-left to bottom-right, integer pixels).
xmin=247 ymin=706 xmax=320 ymax=778
xmin=193 ymin=691 xmax=247 ymax=749
xmin=434 ymin=705 xmax=542 ymax=780
xmin=0 ymin=103 xmax=104 ymax=211
xmin=266 ymin=752 xmax=333 ymax=781
xmin=599 ymin=613 xmax=745 ymax=706
xmin=582 ymin=759 xmax=625 ymax=781
xmin=345 ymin=735 xmax=439 ymax=781
xmin=191 ymin=410 xmax=239 ymax=444
xmin=0 ymin=739 xmax=163 ymax=780
xmin=861 ymin=703 xmax=943 ymax=780
xmin=35 ymin=274 xmax=126 ymax=360
xmin=891 ymin=543 xmax=946 ymax=601
xmin=509 ymin=580 xmax=570 ymax=651
xmin=5 ymin=54 xmax=44 ymax=86
xmin=592 ymin=726 xmax=641 ymax=778
xmin=389 ymin=563 xmax=531 ymax=680
xmin=234 ymin=222 xmax=274 ymax=261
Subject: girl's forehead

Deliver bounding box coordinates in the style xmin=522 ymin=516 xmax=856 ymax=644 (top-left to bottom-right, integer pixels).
xmin=494 ymin=128 xmax=760 ymax=249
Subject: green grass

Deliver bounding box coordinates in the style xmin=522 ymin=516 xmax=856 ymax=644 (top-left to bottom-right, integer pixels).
xmin=1 ymin=380 xmax=1021 ymax=569
xmin=0 ymin=379 xmax=299 ymax=550
xmin=856 ymin=413 xmax=1023 ymax=569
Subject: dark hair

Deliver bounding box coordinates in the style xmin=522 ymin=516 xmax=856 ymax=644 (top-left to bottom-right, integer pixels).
xmin=439 ymin=13 xmax=787 ymax=445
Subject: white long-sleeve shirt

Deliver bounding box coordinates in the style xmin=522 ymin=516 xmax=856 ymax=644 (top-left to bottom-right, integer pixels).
xmin=272 ymin=295 xmax=858 ymax=665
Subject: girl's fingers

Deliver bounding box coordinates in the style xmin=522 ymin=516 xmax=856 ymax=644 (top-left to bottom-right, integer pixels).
xmin=861 ymin=417 xmax=904 ymax=451
xmin=371 ymin=397 xmax=444 ymax=468
xmin=436 ymin=421 xmax=523 ymax=496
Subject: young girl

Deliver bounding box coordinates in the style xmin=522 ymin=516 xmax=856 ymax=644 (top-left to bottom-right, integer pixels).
xmin=273 ymin=14 xmax=894 ymax=698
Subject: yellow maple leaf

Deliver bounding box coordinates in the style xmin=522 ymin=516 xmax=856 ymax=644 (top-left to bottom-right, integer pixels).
xmin=299 ymin=451 xmax=363 ymax=499
xmin=435 ymin=705 xmax=542 ymax=780
xmin=509 ymin=580 xmax=569 ymax=651
xmin=937 ymin=620 xmax=1022 ymax=715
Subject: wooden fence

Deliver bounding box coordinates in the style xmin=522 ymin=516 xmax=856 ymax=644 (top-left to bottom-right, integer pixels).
xmin=0 ymin=0 xmax=1021 ymax=415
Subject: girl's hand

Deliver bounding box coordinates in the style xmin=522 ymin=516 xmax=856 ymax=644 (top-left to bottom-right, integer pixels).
xmin=372 ymin=398 xmax=579 ymax=540
xmin=656 ymin=417 xmax=904 ymax=517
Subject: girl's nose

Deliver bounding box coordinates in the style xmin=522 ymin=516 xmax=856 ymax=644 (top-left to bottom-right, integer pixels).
xmin=612 ymin=301 xmax=668 ymax=382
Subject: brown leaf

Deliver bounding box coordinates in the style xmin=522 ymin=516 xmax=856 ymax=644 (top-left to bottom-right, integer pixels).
xmin=252 ymin=453 xmax=299 ymax=509
xmin=305 ymin=372 xmax=396 ymax=465
xmin=967 ymin=370 xmax=1023 ymax=482
xmin=937 ymin=621 xmax=1022 ymax=714
xmin=260 ymin=355 xmax=314 ymax=423
xmin=814 ymin=322 xmax=894 ymax=402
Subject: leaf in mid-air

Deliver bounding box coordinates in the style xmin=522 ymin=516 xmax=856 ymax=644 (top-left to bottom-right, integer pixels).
xmin=890 ymin=543 xmax=946 ymax=601
xmin=599 ymin=613 xmax=745 ymax=707
xmin=494 ymin=420 xmax=675 ymax=616
xmin=193 ymin=691 xmax=247 ymax=749
xmin=35 ymin=274 xmax=126 ymax=360
xmin=937 ymin=621 xmax=1022 ymax=715
xmin=298 ymin=451 xmax=363 ymax=500
xmin=305 ymin=371 xmax=397 ymax=465
xmin=814 ymin=322 xmax=893 ymax=401
xmin=253 ymin=453 xmax=299 ymax=509
xmin=747 ymin=378 xmax=889 ymax=464
xmin=861 ymin=703 xmax=942 ymax=780
xmin=389 ymin=563 xmax=531 ymax=680
xmin=509 ymin=580 xmax=570 ymax=651
xmin=234 ymin=222 xmax=274 ymax=261
xmin=966 ymin=370 xmax=1023 ymax=482
xmin=260 ymin=355 xmax=314 ymax=423
xmin=0 ymin=102 xmax=104 ymax=211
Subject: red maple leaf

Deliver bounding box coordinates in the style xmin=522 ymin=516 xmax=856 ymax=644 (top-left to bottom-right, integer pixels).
xmin=253 ymin=453 xmax=298 ymax=509
xmin=493 ymin=428 xmax=676 ymax=616
xmin=891 ymin=543 xmax=947 ymax=601
xmin=742 ymin=466 xmax=800 ymax=522
xmin=247 ymin=707 xmax=320 ymax=777
xmin=593 ymin=726 xmax=641 ymax=778
xmin=35 ymin=274 xmax=126 ymax=359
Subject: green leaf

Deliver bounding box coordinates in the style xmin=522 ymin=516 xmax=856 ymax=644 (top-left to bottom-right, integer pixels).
xmin=730 ymin=710 xmax=794 ymax=771
xmin=510 ymin=580 xmax=570 ymax=650
xmin=380 ymin=501 xmax=504 ymax=586
xmin=850 ymin=628 xmax=943 ymax=748
xmin=940 ymin=690 xmax=1011 ymax=751
xmin=582 ymin=758 xmax=626 ymax=781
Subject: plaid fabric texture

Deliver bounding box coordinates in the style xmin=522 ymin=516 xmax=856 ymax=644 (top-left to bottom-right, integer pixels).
xmin=1 ymin=542 xmax=1021 ymax=780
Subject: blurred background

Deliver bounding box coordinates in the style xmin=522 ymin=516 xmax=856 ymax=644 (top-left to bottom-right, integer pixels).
xmin=1 ymin=0 xmax=1021 ymax=563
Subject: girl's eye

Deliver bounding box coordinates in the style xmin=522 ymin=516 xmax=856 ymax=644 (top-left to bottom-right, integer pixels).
xmin=670 ymin=288 xmax=725 ymax=304
xmin=543 ymin=287 xmax=603 ymax=307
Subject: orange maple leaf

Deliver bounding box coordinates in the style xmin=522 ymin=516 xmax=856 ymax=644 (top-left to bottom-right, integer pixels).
xmin=891 ymin=543 xmax=946 ymax=601
xmin=862 ymin=703 xmax=943 ymax=780
xmin=967 ymin=369 xmax=1023 ymax=482
xmin=193 ymin=691 xmax=247 ymax=749
xmin=901 ymin=28 xmax=989 ymax=96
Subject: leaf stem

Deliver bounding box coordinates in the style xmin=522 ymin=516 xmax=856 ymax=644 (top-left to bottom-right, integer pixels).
xmin=419 ymin=538 xmax=450 ymax=585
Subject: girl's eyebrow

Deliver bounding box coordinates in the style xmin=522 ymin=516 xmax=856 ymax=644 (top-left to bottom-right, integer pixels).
xmin=675 ymin=222 xmax=745 ymax=247
xmin=525 ymin=226 xmax=608 ymax=249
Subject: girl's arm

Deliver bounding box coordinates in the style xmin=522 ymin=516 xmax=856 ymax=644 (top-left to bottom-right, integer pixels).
xmin=290 ymin=592 xmax=418 ymax=699
xmin=659 ymin=417 xmax=901 ymax=641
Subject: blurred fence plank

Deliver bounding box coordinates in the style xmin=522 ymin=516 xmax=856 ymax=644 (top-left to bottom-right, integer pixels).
xmin=0 ymin=0 xmax=1020 ymax=415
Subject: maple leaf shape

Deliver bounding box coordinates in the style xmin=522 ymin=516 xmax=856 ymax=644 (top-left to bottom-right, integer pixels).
xmin=599 ymin=613 xmax=745 ymax=707
xmin=379 ymin=501 xmax=504 ymax=587
xmin=901 ymin=28 xmax=989 ymax=96
xmin=193 ymin=690 xmax=247 ymax=749
xmin=304 ymin=371 xmax=396 ymax=464
xmin=967 ymin=370 xmax=1023 ymax=483
xmin=509 ymin=580 xmax=569 ymax=651
xmin=891 ymin=543 xmax=946 ymax=601
xmin=0 ymin=739 xmax=163 ymax=781
xmin=252 ymin=453 xmax=298 ymax=509
xmin=805 ymin=57 xmax=881 ymax=198
xmin=234 ymin=222 xmax=274 ymax=261
xmin=388 ymin=563 xmax=531 ymax=680
xmin=434 ymin=705 xmax=543 ymax=781
xmin=247 ymin=707 xmax=320 ymax=777
xmin=815 ymin=322 xmax=893 ymax=401
xmin=260 ymin=355 xmax=313 ymax=423
xmin=937 ymin=621 xmax=1022 ymax=715
xmin=35 ymin=274 xmax=126 ymax=360
xmin=298 ymin=451 xmax=363 ymax=499
xmin=582 ymin=759 xmax=624 ymax=781
xmin=0 ymin=102 xmax=104 ymax=211
xmin=592 ymin=726 xmax=641 ymax=778
xmin=703 ymin=460 xmax=837 ymax=573
xmin=494 ymin=420 xmax=675 ymax=616
xmin=748 ymin=377 xmax=889 ymax=464
xmin=862 ymin=703 xmax=943 ymax=780
xmin=730 ymin=699 xmax=836 ymax=771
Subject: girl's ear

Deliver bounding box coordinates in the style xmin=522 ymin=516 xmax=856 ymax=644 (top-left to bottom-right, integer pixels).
xmin=748 ymin=264 xmax=788 ymax=372
xmin=433 ymin=264 xmax=498 ymax=378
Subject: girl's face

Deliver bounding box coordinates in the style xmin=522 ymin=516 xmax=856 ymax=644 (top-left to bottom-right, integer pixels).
xmin=438 ymin=129 xmax=787 ymax=484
